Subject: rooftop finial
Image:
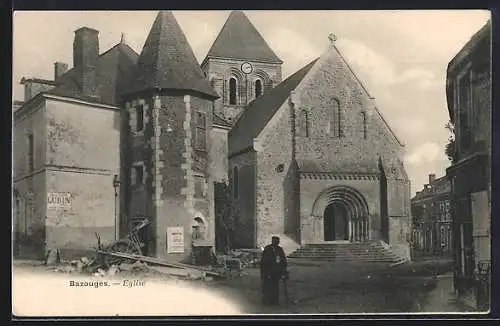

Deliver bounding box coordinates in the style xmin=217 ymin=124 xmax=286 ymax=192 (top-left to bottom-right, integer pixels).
xmin=328 ymin=33 xmax=337 ymax=44
xmin=120 ymin=32 xmax=126 ymax=44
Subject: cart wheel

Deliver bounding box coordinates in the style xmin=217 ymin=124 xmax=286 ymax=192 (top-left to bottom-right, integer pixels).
xmin=107 ymin=240 xmax=142 ymax=266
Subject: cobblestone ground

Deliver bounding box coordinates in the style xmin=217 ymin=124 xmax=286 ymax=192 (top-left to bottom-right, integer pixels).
xmin=207 ymin=258 xmax=463 ymax=314
xmin=12 ymin=258 xmax=464 ymax=315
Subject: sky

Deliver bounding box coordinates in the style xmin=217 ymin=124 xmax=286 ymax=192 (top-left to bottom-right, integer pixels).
xmin=12 ymin=10 xmax=491 ymax=196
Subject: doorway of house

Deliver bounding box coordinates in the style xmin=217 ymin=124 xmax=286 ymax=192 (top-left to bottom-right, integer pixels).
xmin=323 ymin=203 xmax=349 ymax=241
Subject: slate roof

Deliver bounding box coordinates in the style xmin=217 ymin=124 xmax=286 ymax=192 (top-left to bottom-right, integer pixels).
xmin=127 ymin=11 xmax=218 ymax=99
xmin=204 ymin=11 xmax=282 ymax=64
xmin=48 ymin=41 xmax=138 ymax=106
xmin=229 ymin=58 xmax=318 ymax=155
xmin=213 ymin=114 xmax=232 ymax=129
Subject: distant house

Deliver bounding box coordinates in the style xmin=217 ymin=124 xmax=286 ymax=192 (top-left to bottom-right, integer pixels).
xmin=445 ymin=19 xmax=491 ymax=311
xmin=411 ymin=174 xmax=452 ymax=258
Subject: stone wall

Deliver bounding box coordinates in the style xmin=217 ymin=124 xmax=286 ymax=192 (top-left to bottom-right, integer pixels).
xmin=13 ymin=101 xmax=46 ymax=178
xmin=13 ymin=97 xmax=121 ymax=259
xmin=254 ymin=101 xmax=294 ymax=248
xmin=13 ymin=100 xmax=47 ymax=259
xmin=44 ymin=98 xmax=121 ymax=258
xmin=229 ymin=150 xmax=256 ymax=248
xmin=45 ymin=169 xmax=116 ymax=255
xmin=45 ymin=99 xmax=120 ymax=170
xmin=210 ymin=128 xmax=229 ymax=183
xmin=292 ymin=45 xmax=410 ymax=255
xmin=299 ymin=176 xmax=381 ymax=244
xmin=13 ymin=173 xmax=46 ymax=259
xmin=124 ymin=93 xmax=216 ymax=262
xmin=294 ymin=47 xmax=402 ymax=171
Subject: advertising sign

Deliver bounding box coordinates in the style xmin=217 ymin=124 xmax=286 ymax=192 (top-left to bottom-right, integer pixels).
xmin=167 ymin=227 xmax=184 ymax=253
xmin=47 ymin=192 xmax=72 ymax=209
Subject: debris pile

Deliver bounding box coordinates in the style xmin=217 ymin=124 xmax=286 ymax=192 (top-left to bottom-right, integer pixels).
xmin=227 ymin=249 xmax=261 ymax=268
xmin=47 ymin=249 xmax=224 ymax=283
xmin=44 ymin=219 xmax=263 ymax=283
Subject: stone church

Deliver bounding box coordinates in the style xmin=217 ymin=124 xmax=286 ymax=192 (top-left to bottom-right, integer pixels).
xmin=13 ymin=10 xmax=411 ymax=262
xmin=215 ymin=11 xmax=412 ymax=259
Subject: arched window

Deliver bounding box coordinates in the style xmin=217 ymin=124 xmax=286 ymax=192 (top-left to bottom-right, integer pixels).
xmin=255 ymin=79 xmax=263 ymax=98
xmin=300 ymin=109 xmax=310 ymax=137
xmin=229 ymin=77 xmax=237 ymax=105
xmin=361 ymin=112 xmax=367 ymax=139
xmin=233 ymin=166 xmax=239 ymax=199
xmin=332 ymin=100 xmax=343 ymax=137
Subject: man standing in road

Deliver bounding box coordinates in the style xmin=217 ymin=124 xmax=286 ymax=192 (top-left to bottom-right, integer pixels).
xmin=260 ymin=236 xmax=288 ymax=305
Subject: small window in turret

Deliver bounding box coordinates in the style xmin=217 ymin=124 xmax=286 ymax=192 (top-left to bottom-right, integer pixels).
xmin=136 ymin=105 xmax=144 ymax=132
xmin=195 ymin=111 xmax=207 ymax=151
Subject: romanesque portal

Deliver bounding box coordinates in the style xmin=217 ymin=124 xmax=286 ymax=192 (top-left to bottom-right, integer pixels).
xmin=312 ymin=186 xmax=370 ymax=243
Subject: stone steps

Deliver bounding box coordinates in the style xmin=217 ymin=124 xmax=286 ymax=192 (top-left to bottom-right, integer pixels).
xmin=288 ymin=241 xmax=405 ymax=264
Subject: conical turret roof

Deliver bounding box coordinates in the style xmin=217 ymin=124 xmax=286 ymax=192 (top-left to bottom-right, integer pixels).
xmin=127 ymin=11 xmax=218 ymax=98
xmin=205 ymin=11 xmax=282 ymax=64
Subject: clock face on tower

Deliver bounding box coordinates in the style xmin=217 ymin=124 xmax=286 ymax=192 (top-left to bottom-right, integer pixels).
xmin=241 ymin=62 xmax=253 ymax=74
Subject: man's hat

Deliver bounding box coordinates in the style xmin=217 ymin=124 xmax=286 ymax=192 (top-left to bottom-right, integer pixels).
xmin=272 ymin=236 xmax=280 ymax=240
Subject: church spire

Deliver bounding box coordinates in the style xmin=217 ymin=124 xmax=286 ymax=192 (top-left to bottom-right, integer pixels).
xmin=204 ymin=10 xmax=282 ymax=64
xmin=126 ymin=11 xmax=218 ymax=98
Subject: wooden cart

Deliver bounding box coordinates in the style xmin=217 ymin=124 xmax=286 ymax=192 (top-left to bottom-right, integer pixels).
xmin=95 ymin=217 xmax=151 ymax=266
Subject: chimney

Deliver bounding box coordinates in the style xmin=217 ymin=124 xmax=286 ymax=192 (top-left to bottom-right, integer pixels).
xmin=54 ymin=62 xmax=68 ymax=82
xmin=73 ymin=27 xmax=99 ymax=97
xmin=429 ymin=174 xmax=436 ymax=184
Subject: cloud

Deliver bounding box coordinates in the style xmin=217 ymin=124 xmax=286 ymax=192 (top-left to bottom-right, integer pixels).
xmin=177 ymin=16 xmax=219 ymax=62
xmin=266 ymin=28 xmax=322 ymax=77
xmin=335 ymin=38 xmax=398 ymax=85
xmin=404 ymin=142 xmax=443 ymax=165
xmin=335 ymin=38 xmax=442 ymax=90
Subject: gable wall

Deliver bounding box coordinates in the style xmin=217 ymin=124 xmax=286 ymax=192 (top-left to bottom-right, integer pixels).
xmin=254 ymin=101 xmax=296 ymax=247
xmin=295 ymin=49 xmax=403 ymax=171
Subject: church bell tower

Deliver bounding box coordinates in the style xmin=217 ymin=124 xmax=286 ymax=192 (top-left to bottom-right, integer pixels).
xmin=201 ymin=10 xmax=283 ymax=126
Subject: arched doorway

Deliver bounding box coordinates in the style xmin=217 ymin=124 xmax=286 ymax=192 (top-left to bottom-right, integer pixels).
xmin=323 ymin=202 xmax=349 ymax=241
xmin=311 ymin=186 xmax=370 ymax=242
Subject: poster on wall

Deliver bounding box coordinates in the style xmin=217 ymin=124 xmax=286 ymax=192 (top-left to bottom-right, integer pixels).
xmin=47 ymin=192 xmax=72 ymax=209
xmin=167 ymin=227 xmax=184 ymax=253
